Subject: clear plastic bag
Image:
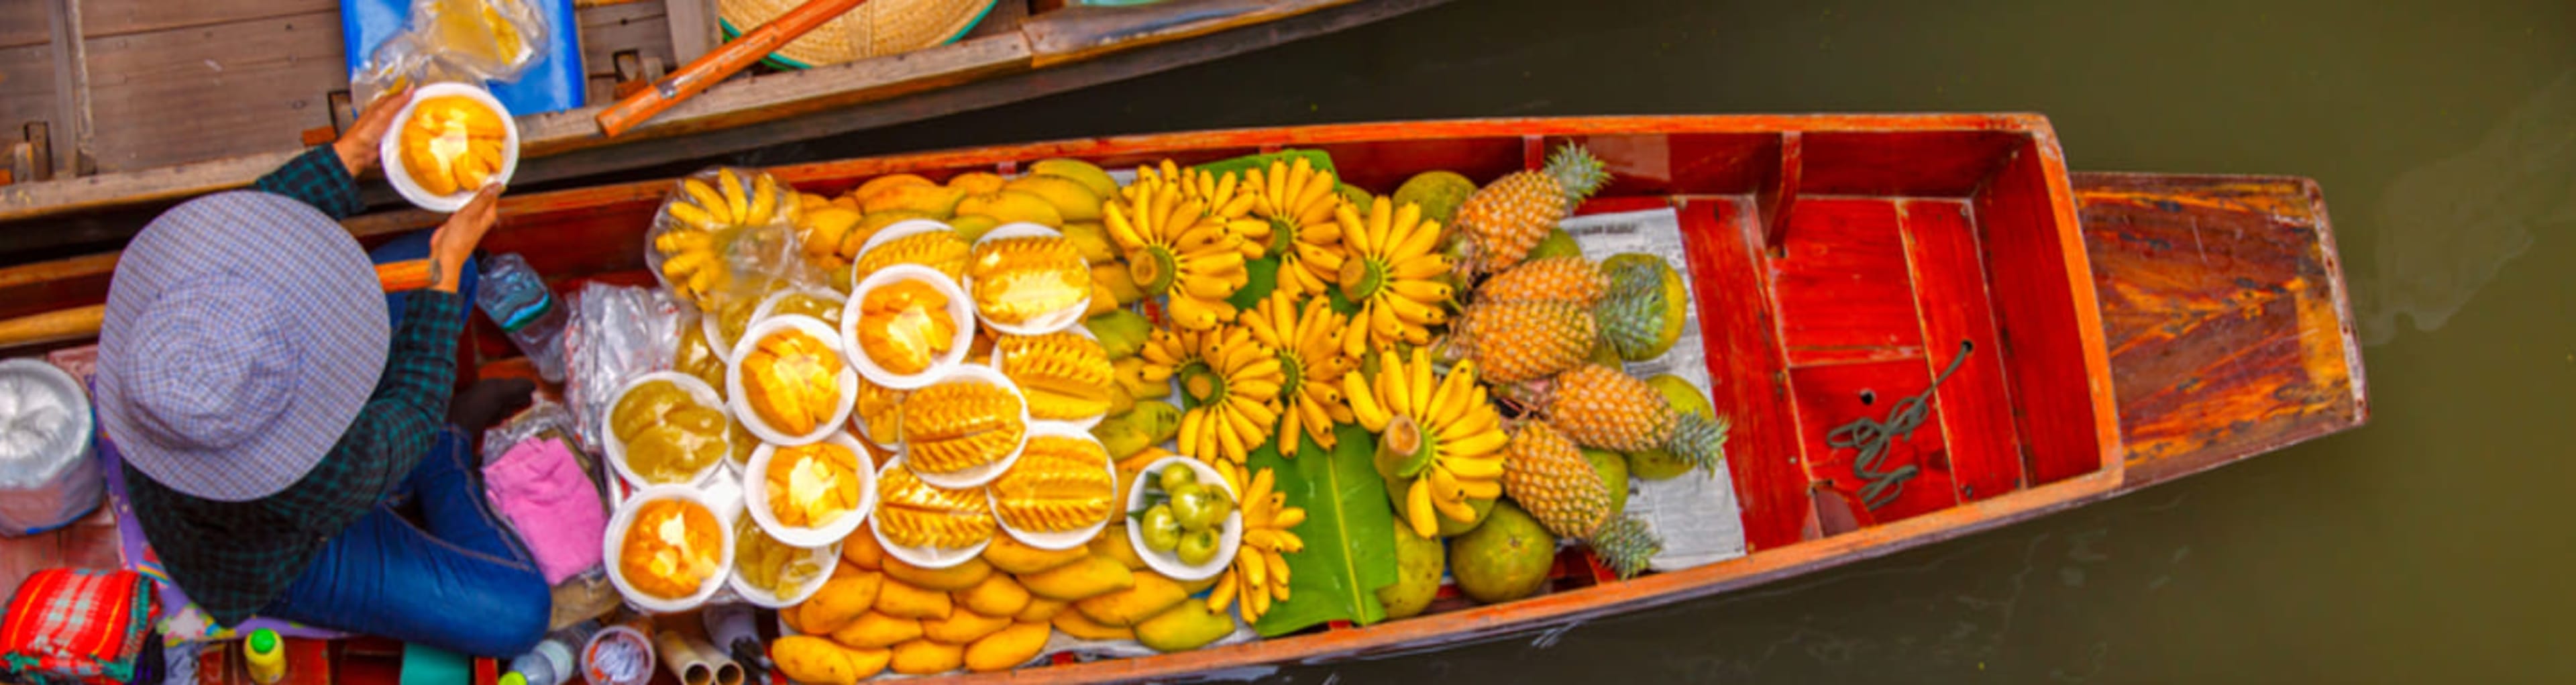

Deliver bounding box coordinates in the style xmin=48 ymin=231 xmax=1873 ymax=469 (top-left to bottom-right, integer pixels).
xmin=563 ymin=282 xmax=680 ymax=450
xmin=645 ymin=166 xmax=814 ymax=316
xmin=354 ymin=0 xmax=550 ymax=102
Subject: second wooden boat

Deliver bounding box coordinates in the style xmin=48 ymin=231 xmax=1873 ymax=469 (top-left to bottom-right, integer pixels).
xmin=0 ymin=114 xmax=2365 ymax=683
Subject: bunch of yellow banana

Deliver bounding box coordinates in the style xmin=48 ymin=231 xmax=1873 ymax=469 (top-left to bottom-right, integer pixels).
xmin=1240 ymin=291 xmax=1354 ymax=457
xmin=1142 ymin=325 xmax=1283 ymax=466
xmin=1132 ymin=161 xmax=1269 ymax=260
xmin=655 ymin=168 xmax=800 ymax=307
xmin=1345 ymin=348 xmax=1506 ymax=538
xmin=1332 ymin=197 xmax=1457 ymax=358
xmin=1102 ymin=167 xmax=1253 ymax=331
xmin=1244 ymin=158 xmax=1350 ymax=298
xmin=1208 ymin=466 xmax=1305 ymax=624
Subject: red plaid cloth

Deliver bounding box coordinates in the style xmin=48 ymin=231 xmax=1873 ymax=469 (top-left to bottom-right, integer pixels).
xmin=1 ymin=568 xmax=158 ymax=685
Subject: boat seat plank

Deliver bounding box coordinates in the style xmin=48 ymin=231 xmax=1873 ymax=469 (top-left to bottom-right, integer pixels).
xmin=578 ymin=1 xmax=677 ymax=99
xmin=1675 ymin=196 xmax=1812 ymax=551
xmin=80 ymin=11 xmax=345 ymax=174
xmin=1770 ymin=197 xmax=1927 ymax=366
xmin=1896 ymin=199 xmax=2027 ymax=502
xmin=1970 ymin=138 xmax=2120 ymax=485
xmin=2076 ymin=172 xmax=2365 ymax=487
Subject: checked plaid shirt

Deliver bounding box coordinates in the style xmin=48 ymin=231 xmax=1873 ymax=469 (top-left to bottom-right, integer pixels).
xmin=121 ymin=145 xmax=466 ymax=626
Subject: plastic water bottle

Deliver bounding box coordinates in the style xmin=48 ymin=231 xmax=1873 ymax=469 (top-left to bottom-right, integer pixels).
xmin=475 ymin=253 xmax=569 ymax=382
xmin=504 ymin=621 xmax=603 ymax=685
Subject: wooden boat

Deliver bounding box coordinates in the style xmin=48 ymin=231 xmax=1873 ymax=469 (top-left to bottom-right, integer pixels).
xmin=0 ymin=0 xmax=1452 ymax=253
xmin=0 ymin=115 xmax=2365 ymax=684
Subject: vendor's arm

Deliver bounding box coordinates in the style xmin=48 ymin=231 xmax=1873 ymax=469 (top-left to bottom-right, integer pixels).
xmin=250 ymin=87 xmax=413 ymax=219
xmin=309 ymin=186 xmax=502 ymax=511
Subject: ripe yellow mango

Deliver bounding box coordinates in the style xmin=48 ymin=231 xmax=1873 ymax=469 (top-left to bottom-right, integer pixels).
xmin=965 ymin=622 xmax=1053 ymax=673
xmin=873 ymin=578 xmax=953 ymax=620
xmin=957 ymin=574 xmax=1032 ymax=618
xmin=1014 ymin=596 xmax=1068 ymax=623
xmin=1049 ymin=607 xmax=1133 ymax=641
xmin=842 ymin=525 xmax=885 ymax=570
xmin=981 ymin=536 xmax=1089 ymax=575
xmin=828 ymin=612 xmax=922 ymax=650
xmin=773 ymin=635 xmax=888 ymax=685
xmin=1018 ymin=554 xmax=1134 ymax=601
xmin=889 ymin=639 xmax=964 ymax=676
xmin=1134 ymin=599 xmax=1236 ymax=653
xmin=798 ymin=570 xmax=882 ymax=635
xmin=1073 ymin=572 xmax=1188 ymax=627
xmin=922 ymin=609 xmax=1011 ymax=645
xmin=883 ymin=556 xmax=991 ymax=592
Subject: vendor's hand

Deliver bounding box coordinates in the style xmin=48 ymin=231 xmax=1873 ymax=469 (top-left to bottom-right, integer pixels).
xmin=429 ymin=185 xmax=502 ymax=293
xmin=332 ymin=86 xmax=415 ymax=175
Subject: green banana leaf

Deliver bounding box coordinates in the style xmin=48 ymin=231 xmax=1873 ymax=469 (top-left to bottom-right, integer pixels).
xmin=1192 ymin=149 xmax=1338 ymax=180
xmin=1246 ymin=423 xmax=1399 ymax=637
xmin=1227 ymin=257 xmax=1281 ymax=311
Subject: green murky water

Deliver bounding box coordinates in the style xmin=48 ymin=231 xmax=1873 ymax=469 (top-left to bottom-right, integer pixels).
xmin=739 ymin=0 xmax=2576 ymax=680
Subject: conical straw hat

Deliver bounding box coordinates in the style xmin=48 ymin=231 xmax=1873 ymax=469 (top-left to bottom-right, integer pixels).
xmin=716 ymin=0 xmax=998 ymax=68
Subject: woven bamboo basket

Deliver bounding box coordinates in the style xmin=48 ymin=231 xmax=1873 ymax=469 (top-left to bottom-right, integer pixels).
xmin=715 ymin=0 xmax=998 ymax=69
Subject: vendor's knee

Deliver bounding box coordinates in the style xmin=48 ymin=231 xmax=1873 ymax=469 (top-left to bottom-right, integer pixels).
xmin=480 ymin=575 xmax=552 ymax=656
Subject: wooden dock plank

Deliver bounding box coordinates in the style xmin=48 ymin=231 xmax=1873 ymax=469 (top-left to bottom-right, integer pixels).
xmin=80 ymin=10 xmax=345 ymax=173
xmin=76 ymin=0 xmax=339 ymax=40
xmin=0 ymin=44 xmax=56 ymax=136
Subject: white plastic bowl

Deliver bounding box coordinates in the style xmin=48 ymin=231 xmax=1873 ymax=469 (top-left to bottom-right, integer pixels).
xmin=899 ymin=364 xmax=1030 ymax=490
xmin=603 ymin=485 xmax=737 ymax=613
xmin=987 ymin=325 xmax=1108 ymax=431
xmin=842 ymin=265 xmax=976 ymax=390
xmin=871 ymin=457 xmax=993 ymax=570
xmin=380 ymin=83 xmax=519 ymax=212
xmin=1125 ymin=456 xmax=1242 ymax=582
xmin=742 ymin=431 xmax=878 ymax=547
xmin=727 ymin=315 xmax=859 ymax=447
xmin=849 ymin=219 xmax=961 ymax=282
xmin=724 ymin=521 xmax=844 ymax=609
xmin=988 ymin=424 xmax=1118 ymax=551
xmin=751 ymin=286 xmax=847 ymax=331
xmin=601 ymin=372 xmax=731 ymax=490
xmin=965 ymin=223 xmax=1091 ymax=336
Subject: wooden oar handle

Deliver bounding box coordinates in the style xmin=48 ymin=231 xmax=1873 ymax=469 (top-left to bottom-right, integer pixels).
xmin=0 ymin=260 xmax=441 ymax=349
xmin=594 ymin=0 xmax=869 ymax=137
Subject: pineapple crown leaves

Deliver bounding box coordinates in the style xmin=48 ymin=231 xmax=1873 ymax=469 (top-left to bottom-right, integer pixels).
xmin=1543 ymin=144 xmax=1613 ymax=211
xmin=1666 ymin=412 xmax=1732 ymax=475
xmin=1587 ymin=514 xmax=1662 ymax=579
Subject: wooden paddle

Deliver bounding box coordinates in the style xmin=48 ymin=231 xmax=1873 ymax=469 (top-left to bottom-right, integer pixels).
xmin=594 ymin=0 xmax=871 ymax=137
xmin=0 ymin=260 xmax=436 ymax=350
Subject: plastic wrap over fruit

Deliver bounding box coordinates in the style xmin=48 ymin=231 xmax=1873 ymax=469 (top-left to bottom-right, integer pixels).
xmin=620 ymin=498 xmax=723 ymax=599
xmin=968 ymin=237 xmax=1091 ymax=326
xmin=733 ymin=517 xmax=827 ymax=596
xmin=564 ymin=283 xmax=679 ymax=450
xmin=612 ymin=380 xmax=728 ymax=483
xmin=647 ymin=166 xmax=814 ymax=314
xmin=0 ymin=360 xmax=100 ymax=535
xmin=855 ymin=279 xmax=959 ymax=376
xmin=353 ymin=0 xmax=549 ymax=103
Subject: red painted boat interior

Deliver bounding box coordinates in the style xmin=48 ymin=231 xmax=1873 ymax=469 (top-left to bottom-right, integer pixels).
xmin=453 ymin=116 xmax=2121 ymax=567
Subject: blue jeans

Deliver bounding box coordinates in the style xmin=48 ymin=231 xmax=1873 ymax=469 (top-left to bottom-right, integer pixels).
xmin=261 ymin=233 xmax=545 ymax=657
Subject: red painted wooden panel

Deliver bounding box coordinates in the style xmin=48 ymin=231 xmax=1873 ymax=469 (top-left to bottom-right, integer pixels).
xmin=1768 ymin=198 xmax=1925 ymax=366
xmin=1788 ymin=359 xmax=1962 ymax=524
xmin=1540 ymin=132 xmax=1773 ymax=199
xmin=1799 ymin=130 xmax=2020 ymax=197
xmin=1972 ymin=140 xmax=2112 ymax=484
xmin=1316 ymin=137 xmax=1527 ymax=194
xmin=1897 ymin=199 xmax=2027 ymax=501
xmin=1674 ymin=197 xmax=1809 ymax=551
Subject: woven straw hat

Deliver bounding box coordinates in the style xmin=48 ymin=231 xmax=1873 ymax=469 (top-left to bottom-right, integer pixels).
xmin=716 ymin=0 xmax=998 ymax=68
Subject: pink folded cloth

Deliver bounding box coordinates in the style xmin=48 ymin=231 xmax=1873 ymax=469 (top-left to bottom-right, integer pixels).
xmin=482 ymin=437 xmax=606 ymax=585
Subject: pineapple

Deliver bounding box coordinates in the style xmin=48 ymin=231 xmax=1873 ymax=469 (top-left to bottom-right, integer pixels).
xmin=1444 ymin=300 xmax=1597 ymax=384
xmin=1503 ymin=422 xmax=1664 ymax=578
xmin=1598 ymin=254 xmax=1690 ymax=362
xmin=1452 ymin=144 xmax=1611 ymax=276
xmin=1510 ymin=364 xmax=1729 ymax=474
xmin=1477 ymin=256 xmax=1607 ymax=307
xmin=1587 ymin=515 xmax=1663 ymax=579
xmin=1501 ymin=423 xmax=1613 ymax=539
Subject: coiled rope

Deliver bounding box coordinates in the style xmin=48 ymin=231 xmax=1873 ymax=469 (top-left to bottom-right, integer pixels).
xmin=1825 ymin=340 xmax=1974 ymax=511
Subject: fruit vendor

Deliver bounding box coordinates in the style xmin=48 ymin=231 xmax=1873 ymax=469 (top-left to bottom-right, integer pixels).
xmin=89 ymin=87 xmax=550 ymax=657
